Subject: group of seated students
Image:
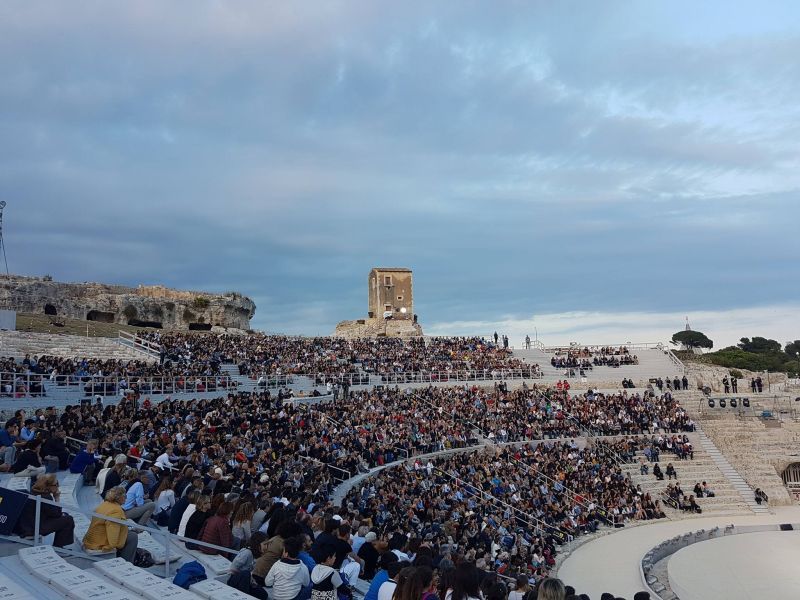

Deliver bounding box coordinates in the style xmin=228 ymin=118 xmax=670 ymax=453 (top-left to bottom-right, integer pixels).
xmin=5 ymin=353 xmax=234 ymax=398
xmin=549 ymin=347 xmax=637 ymax=371
xmin=662 ymin=483 xmax=702 ymax=514
xmin=692 ymin=481 xmax=716 ymax=498
xmin=0 ymin=356 xmax=47 ymax=397
xmin=0 ymin=378 xmax=682 ymax=599
xmin=140 ymin=331 xmax=536 ymax=380
xmin=345 ymin=439 xmax=667 ymax=583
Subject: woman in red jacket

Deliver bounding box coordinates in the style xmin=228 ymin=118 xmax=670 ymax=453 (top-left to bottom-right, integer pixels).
xmin=199 ymin=500 xmax=234 ymax=556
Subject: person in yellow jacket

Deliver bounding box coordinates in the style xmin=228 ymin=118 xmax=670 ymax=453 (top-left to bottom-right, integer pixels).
xmin=82 ymin=486 xmax=139 ymax=562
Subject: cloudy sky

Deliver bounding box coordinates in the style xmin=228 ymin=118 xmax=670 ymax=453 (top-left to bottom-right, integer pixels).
xmin=1 ymin=1 xmax=798 ymax=348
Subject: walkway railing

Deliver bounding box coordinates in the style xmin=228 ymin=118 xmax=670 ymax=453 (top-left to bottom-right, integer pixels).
xmin=0 ymin=372 xmax=237 ymax=398
xmin=248 ymin=366 xmax=544 ymax=390
xmin=664 ymin=347 xmax=686 ymax=373
xmin=1 ymin=485 xmax=236 ymax=579
xmin=117 ymin=331 xmax=162 ymax=359
xmin=543 ymin=342 xmax=666 ymax=353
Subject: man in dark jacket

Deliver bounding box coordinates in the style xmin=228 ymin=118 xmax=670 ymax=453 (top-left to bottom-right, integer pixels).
xmin=69 ymin=440 xmax=100 ymax=477
xmin=101 ymin=456 xmax=127 ymax=498
xmin=41 ymin=429 xmax=70 ymax=470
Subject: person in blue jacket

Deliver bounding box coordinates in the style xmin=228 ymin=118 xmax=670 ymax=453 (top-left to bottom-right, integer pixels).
xmin=69 ymin=439 xmax=100 ymax=478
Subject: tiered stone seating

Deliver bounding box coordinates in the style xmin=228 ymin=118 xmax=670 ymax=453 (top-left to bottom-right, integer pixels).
xmin=624 ymin=432 xmax=753 ymax=516
xmin=59 ymin=474 xmax=94 ymax=544
xmin=135 ymin=531 xmax=184 ymax=565
xmin=515 ymin=346 xmax=683 ymax=386
xmin=673 ymin=389 xmax=796 ymax=506
xmin=6 ymin=476 xmax=31 ymax=493
xmin=188 ymin=578 xmax=253 ymax=599
xmin=180 ymin=548 xmax=231 ymax=577
xmin=0 ymin=572 xmax=37 ymax=599
xmin=18 ymin=546 xmax=141 ymax=600
xmin=700 ymin=415 xmax=795 ymax=506
xmin=93 ymin=557 xmax=200 ymax=599
xmin=0 ymin=331 xmax=154 ymax=362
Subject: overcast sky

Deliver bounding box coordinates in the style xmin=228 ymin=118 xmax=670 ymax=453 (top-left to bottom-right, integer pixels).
xmin=1 ymin=1 xmax=798 ymax=348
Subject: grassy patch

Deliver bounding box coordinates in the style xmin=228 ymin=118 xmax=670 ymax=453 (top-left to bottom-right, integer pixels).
xmin=14 ymin=313 xmax=156 ymax=338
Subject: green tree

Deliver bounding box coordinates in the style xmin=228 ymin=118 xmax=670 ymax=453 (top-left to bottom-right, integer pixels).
xmin=671 ymin=330 xmax=713 ymax=349
xmin=785 ymin=340 xmax=800 ymax=358
xmin=737 ymin=336 xmax=781 ymax=353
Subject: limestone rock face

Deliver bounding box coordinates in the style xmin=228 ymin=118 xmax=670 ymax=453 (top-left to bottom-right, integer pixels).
xmin=334 ymin=317 xmax=423 ymax=339
xmin=0 ymin=275 xmax=255 ymax=331
xmin=685 ymin=362 xmax=787 ymax=392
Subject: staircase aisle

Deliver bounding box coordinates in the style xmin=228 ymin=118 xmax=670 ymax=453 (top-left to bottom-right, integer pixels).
xmin=220 ymin=363 xmax=257 ymax=391
xmin=694 ymin=424 xmax=771 ymax=514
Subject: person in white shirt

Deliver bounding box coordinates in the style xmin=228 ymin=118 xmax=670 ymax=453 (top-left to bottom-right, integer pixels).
xmin=377 ymin=561 xmax=406 ymax=600
xmin=155 ymin=444 xmax=176 ymax=471
xmin=508 ymin=574 xmax=530 ymax=600
xmin=153 ymin=477 xmax=176 ymax=525
xmin=177 ymin=490 xmax=199 ymax=538
xmin=265 ymin=536 xmax=310 ymax=600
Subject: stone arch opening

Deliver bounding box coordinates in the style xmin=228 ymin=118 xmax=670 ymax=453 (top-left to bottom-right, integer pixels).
xmin=86 ymin=310 xmax=115 ymax=323
xmin=44 ymin=304 xmax=58 ymax=316
xmin=782 ymin=463 xmax=800 ymax=501
xmin=188 ymin=322 xmax=212 ymax=331
xmin=127 ymin=319 xmax=163 ymax=329
xmin=782 ymin=463 xmax=800 ymax=485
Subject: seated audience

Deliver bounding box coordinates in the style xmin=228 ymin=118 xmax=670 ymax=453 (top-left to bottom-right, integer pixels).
xmin=14 ymin=474 xmax=75 ymax=547
xmin=264 ymin=535 xmax=311 ymax=600
xmin=121 ymin=468 xmax=156 ymax=525
xmin=83 ymin=485 xmax=139 ymax=562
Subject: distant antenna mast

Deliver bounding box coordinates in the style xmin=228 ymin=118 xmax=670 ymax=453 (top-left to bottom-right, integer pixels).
xmin=685 ymin=316 xmax=691 ymax=331
xmin=0 ymin=201 xmax=8 ymax=277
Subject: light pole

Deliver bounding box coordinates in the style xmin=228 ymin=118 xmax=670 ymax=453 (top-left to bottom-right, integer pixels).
xmin=796 ymin=352 xmax=799 ymax=382
xmin=0 ymin=200 xmax=11 ymax=279
xmin=0 ymin=201 xmax=8 ymax=277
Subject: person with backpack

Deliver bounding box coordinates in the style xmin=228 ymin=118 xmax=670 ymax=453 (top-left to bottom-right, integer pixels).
xmin=265 ymin=536 xmax=310 ymax=600
xmin=311 ymin=544 xmax=352 ymax=600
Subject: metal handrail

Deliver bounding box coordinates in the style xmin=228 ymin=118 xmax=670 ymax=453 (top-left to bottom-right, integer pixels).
xmin=543 ymin=342 xmax=665 ymax=353
xmin=296 ymin=454 xmax=352 ymax=482
xmin=664 ymin=347 xmax=686 ymax=373
xmin=269 ymin=366 xmax=544 ymax=384
xmin=0 ymin=371 xmax=237 ymax=398
xmin=117 ymin=331 xmax=162 ymax=358
xmin=10 ymin=487 xmax=237 ymax=579
xmin=431 ymin=464 xmax=568 ymax=541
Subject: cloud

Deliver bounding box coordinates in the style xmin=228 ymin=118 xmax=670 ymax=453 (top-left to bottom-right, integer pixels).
xmin=0 ymin=1 xmax=798 ymax=336
xmin=426 ymin=304 xmax=800 ymax=351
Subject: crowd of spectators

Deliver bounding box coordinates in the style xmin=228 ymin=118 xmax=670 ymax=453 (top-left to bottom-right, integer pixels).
xmin=344 ymin=439 xmax=666 ymax=584
xmin=1 ymin=353 xmax=234 ymax=397
xmin=550 ymin=351 xmax=638 ymax=371
xmin=140 ymin=332 xmax=536 ymax=381
xmin=1 ymin=376 xmax=685 ymax=599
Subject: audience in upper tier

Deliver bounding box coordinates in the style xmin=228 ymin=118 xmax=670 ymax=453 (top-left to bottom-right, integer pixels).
xmin=141 ymin=332 xmax=537 ymax=379
xmin=2 ymin=372 xmax=685 ymax=599
xmin=1 ymin=333 xmax=548 ymax=396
